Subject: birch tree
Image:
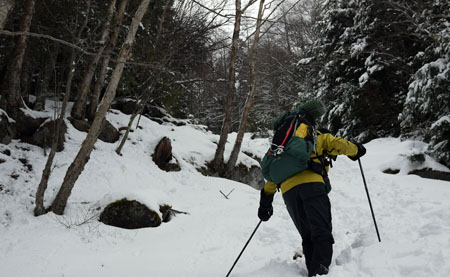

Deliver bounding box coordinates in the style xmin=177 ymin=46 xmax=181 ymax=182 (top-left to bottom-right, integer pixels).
xmin=226 ymin=0 xmax=265 ymax=175
xmin=34 ymin=0 xmax=93 ymax=216
xmin=212 ymin=0 xmax=257 ymax=174
xmin=0 ymin=0 xmax=14 ymax=30
xmin=3 ymin=0 xmax=35 ymax=118
xmin=34 ymin=44 xmax=60 ymax=111
xmin=51 ymin=0 xmax=151 ymax=215
xmin=71 ymin=0 xmax=117 ymax=120
xmin=87 ymin=0 xmax=129 ymax=122
xmin=116 ymin=0 xmax=223 ymax=154
xmin=115 ymin=0 xmax=170 ymax=155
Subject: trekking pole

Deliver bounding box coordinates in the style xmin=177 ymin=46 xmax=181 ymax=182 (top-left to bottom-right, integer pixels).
xmin=225 ymin=220 xmax=262 ymax=277
xmin=358 ymin=158 xmax=381 ymax=242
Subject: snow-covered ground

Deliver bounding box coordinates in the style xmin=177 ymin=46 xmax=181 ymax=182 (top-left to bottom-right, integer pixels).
xmin=1 ymin=107 xmax=449 ymax=277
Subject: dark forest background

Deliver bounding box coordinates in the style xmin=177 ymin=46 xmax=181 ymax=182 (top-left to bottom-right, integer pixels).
xmin=1 ymin=0 xmax=449 ymax=169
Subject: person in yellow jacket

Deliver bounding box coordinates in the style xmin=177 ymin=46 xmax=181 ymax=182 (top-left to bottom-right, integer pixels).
xmin=258 ymin=101 xmax=366 ymax=277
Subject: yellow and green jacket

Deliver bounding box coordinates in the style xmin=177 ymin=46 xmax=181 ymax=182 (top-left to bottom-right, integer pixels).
xmin=263 ymin=129 xmax=358 ymax=196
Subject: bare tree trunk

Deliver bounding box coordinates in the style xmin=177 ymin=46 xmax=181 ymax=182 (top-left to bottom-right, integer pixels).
xmin=115 ymin=99 xmax=144 ymax=155
xmin=283 ymin=12 xmax=292 ymax=55
xmin=115 ymin=0 xmax=170 ymax=155
xmin=226 ymin=0 xmax=265 ymax=175
xmin=34 ymin=51 xmax=77 ymax=216
xmin=154 ymin=0 xmax=170 ymax=48
xmin=212 ymin=0 xmax=243 ymax=174
xmin=34 ymin=45 xmax=59 ymax=111
xmin=34 ymin=0 xmax=93 ymax=216
xmin=51 ymin=0 xmax=151 ymax=215
xmin=87 ymin=0 xmax=128 ymax=123
xmin=0 ymin=0 xmax=14 ymax=30
xmin=71 ymin=0 xmax=117 ymax=120
xmin=20 ymin=53 xmax=33 ymax=105
xmin=115 ymin=82 xmax=154 ymax=155
xmin=5 ymin=0 xmax=35 ymax=118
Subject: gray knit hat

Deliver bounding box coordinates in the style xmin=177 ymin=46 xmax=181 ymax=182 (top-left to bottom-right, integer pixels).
xmin=298 ymin=99 xmax=326 ymax=123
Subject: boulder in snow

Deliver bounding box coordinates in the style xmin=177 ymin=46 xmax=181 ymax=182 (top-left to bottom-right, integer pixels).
xmin=230 ymin=163 xmax=265 ymax=190
xmin=69 ymin=117 xmax=120 ymax=143
xmin=199 ymin=162 xmax=265 ymax=190
xmin=15 ymin=109 xmax=48 ymax=138
xmin=0 ymin=113 xmax=15 ymax=144
xmin=153 ymin=137 xmax=181 ymax=172
xmin=99 ymin=120 xmax=120 ymax=143
xmin=111 ymin=98 xmax=137 ymax=115
xmin=68 ymin=117 xmax=90 ymax=133
xmin=99 ymin=199 xmax=161 ymax=229
xmin=408 ymin=169 xmax=450 ymax=182
xmin=28 ymin=119 xmax=67 ymax=152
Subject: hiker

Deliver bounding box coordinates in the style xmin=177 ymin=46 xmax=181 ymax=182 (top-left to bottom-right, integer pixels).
xmin=258 ymin=99 xmax=366 ymax=277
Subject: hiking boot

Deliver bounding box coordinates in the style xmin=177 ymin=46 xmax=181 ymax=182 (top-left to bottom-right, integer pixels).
xmin=316 ymin=264 xmax=329 ymax=275
xmin=308 ymin=264 xmax=329 ymax=276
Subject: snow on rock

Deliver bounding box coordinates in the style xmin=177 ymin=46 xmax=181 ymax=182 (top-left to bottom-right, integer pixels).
xmin=365 ymin=137 xmax=450 ymax=174
xmin=0 ymin=108 xmax=16 ymax=123
xmin=19 ymin=106 xmax=51 ymax=119
xmin=1 ymin=109 xmax=450 ymax=277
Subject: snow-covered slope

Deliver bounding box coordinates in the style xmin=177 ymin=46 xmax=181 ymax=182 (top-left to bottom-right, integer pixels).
xmin=1 ymin=109 xmax=449 ymax=277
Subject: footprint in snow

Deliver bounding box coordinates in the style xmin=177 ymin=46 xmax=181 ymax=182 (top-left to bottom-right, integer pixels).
xmin=350 ymin=233 xmax=373 ymax=249
xmin=335 ymin=247 xmax=352 ymax=265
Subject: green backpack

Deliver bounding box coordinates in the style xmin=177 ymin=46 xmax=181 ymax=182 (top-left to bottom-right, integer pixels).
xmin=261 ymin=108 xmax=314 ymax=185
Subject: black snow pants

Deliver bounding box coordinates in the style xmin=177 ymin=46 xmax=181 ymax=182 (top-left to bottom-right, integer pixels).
xmin=282 ymin=182 xmax=334 ymax=276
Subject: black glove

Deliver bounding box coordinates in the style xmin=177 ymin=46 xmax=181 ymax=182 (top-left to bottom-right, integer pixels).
xmin=258 ymin=189 xmax=274 ymax=222
xmin=348 ymin=143 xmax=366 ymax=161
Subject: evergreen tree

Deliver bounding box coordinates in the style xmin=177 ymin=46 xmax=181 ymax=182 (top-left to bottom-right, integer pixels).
xmin=299 ymin=0 xmax=449 ymax=166
xmin=399 ymin=0 xmax=450 ymax=167
xmin=311 ymin=0 xmax=423 ymax=141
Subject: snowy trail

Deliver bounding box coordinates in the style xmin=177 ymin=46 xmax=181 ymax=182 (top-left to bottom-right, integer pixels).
xmin=1 ymin=111 xmax=450 ymax=277
xmin=325 ymin=146 xmax=450 ymax=277
xmin=223 ymin=139 xmax=450 ymax=277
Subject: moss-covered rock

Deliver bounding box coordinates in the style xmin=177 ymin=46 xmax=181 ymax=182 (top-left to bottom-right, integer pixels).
xmin=99 ymin=199 xmax=161 ymax=229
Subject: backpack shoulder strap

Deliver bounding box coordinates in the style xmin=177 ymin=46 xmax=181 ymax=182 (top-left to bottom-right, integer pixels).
xmin=317 ymin=128 xmax=332 ymax=135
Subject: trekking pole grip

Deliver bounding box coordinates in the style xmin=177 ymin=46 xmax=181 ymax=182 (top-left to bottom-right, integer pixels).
xmin=225 ymin=220 xmax=263 ymax=277
xmin=358 ymin=158 xmax=381 ymax=242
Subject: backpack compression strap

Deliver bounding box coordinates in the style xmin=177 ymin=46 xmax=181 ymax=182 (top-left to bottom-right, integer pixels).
xmin=281 ymin=116 xmax=297 ymax=146
xmin=271 ymin=115 xmax=298 ymax=156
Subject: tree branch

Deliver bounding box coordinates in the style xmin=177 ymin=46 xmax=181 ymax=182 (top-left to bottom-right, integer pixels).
xmin=0 ymin=30 xmax=97 ymax=55
xmin=191 ymin=0 xmax=234 ymax=19
xmin=0 ymin=30 xmax=187 ymax=69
